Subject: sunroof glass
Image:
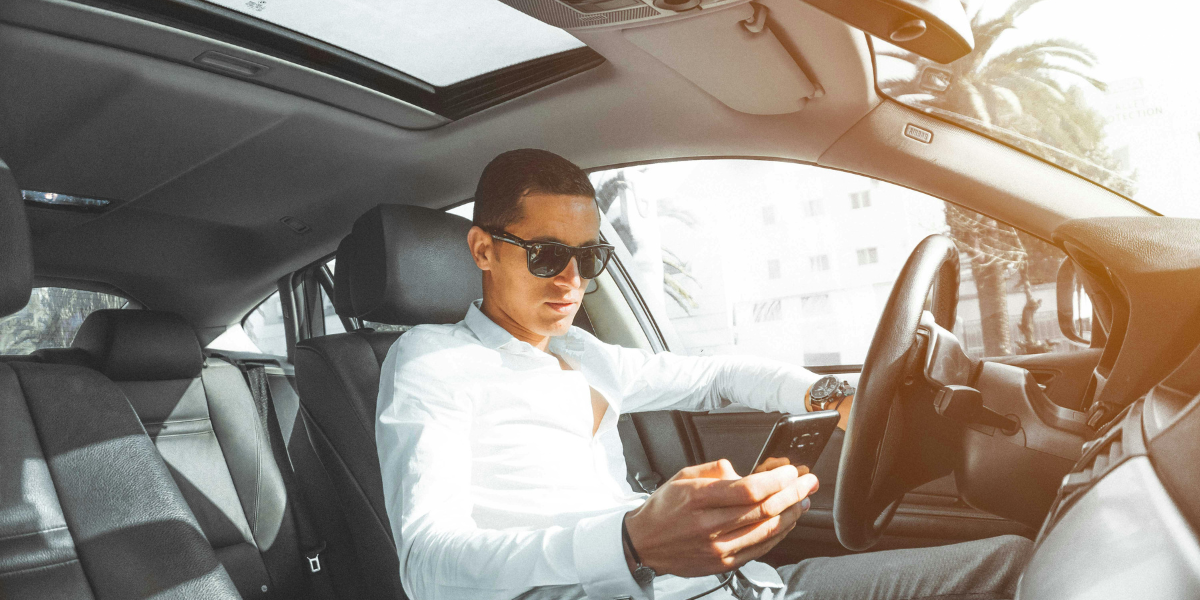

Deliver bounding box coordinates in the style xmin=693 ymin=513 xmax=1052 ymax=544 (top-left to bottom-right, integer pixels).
xmin=202 ymin=0 xmax=586 ymax=87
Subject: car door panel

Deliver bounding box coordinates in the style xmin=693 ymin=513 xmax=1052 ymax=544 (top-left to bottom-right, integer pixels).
xmin=627 ymin=403 xmax=1035 ymax=561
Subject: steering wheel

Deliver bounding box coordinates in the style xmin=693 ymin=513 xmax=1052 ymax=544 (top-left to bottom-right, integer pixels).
xmin=833 ymin=234 xmax=962 ymax=551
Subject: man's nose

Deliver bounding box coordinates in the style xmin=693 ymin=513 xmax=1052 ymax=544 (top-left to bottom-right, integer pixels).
xmin=554 ymin=256 xmax=583 ymax=288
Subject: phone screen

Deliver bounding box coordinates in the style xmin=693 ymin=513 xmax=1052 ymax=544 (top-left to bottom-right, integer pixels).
xmin=750 ymin=411 xmax=840 ymax=474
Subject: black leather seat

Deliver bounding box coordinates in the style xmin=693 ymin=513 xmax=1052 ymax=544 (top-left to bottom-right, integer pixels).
xmin=294 ymin=204 xmax=482 ymax=600
xmin=66 ymin=308 xmax=315 ymax=600
xmin=0 ymin=159 xmax=241 ymax=599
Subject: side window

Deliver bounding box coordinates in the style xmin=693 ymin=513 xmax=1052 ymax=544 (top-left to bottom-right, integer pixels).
xmin=204 ymin=290 xmax=290 ymax=355
xmin=209 ymin=266 xmax=344 ymax=356
xmin=0 ymin=287 xmax=128 ymax=355
xmin=322 ymin=259 xmax=347 ymax=336
xmin=589 ymin=160 xmax=1075 ymax=366
xmin=239 ymin=292 xmax=288 ymax=356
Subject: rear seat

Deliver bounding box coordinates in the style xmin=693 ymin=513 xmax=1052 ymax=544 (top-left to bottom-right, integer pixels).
xmin=0 ymin=158 xmax=240 ymax=598
xmin=61 ymin=309 xmax=324 ymax=599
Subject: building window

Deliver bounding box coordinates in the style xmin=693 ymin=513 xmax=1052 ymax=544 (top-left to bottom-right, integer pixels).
xmin=753 ymin=299 xmax=783 ymax=322
xmin=762 ymin=205 xmax=776 ymax=225
xmin=850 ymin=191 xmax=872 ymax=209
xmin=857 ymin=247 xmax=878 ymax=265
xmin=803 ymin=199 xmax=824 ymax=217
xmin=809 ymin=254 xmax=830 ymax=272
xmin=801 ymin=293 xmax=831 ymax=315
xmin=767 ymin=259 xmax=781 ymax=279
xmin=803 ymin=352 xmax=842 ymax=366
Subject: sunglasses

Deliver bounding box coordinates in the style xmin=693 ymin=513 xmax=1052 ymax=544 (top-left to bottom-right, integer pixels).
xmin=487 ymin=229 xmax=615 ymax=279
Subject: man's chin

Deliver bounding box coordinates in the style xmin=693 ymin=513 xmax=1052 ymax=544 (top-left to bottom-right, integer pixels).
xmin=538 ymin=304 xmax=578 ymax=335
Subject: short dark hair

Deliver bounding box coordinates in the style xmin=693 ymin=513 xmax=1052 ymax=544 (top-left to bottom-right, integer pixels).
xmin=472 ymin=149 xmax=596 ymax=231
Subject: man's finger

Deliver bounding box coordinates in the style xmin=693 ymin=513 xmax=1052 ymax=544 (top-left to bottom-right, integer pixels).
xmin=700 ymin=472 xmax=816 ymax=530
xmin=714 ymin=499 xmax=808 ymax=552
xmin=725 ymin=520 xmax=800 ymax=569
xmin=698 ymin=464 xmax=799 ymax=507
xmin=672 ymin=459 xmax=740 ymax=482
xmin=752 ymin=456 xmax=790 ymax=474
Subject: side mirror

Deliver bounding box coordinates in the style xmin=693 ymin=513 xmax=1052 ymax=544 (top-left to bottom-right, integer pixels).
xmin=800 ymin=0 xmax=974 ymax=64
xmin=1056 ymin=258 xmax=1093 ymax=345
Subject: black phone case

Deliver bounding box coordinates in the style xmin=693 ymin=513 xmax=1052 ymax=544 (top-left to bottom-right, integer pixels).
xmin=751 ymin=411 xmax=841 ymax=473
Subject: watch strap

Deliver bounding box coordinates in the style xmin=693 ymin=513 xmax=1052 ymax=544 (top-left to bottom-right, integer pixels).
xmin=620 ymin=514 xmax=642 ymax=564
xmin=621 ymin=514 xmax=656 ymax=585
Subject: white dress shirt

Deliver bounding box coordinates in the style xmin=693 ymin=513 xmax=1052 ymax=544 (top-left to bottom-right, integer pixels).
xmin=376 ymin=300 xmax=819 ymax=600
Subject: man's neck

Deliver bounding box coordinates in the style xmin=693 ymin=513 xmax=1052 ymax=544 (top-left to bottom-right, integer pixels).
xmin=479 ymin=300 xmax=550 ymax=352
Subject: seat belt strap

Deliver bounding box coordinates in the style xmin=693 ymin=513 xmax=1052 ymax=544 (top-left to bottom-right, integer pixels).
xmin=242 ymin=363 xmax=339 ymax=600
xmin=618 ymin=413 xmax=663 ymax=494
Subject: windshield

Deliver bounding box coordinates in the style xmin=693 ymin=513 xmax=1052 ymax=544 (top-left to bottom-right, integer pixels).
xmin=875 ymin=0 xmax=1200 ymax=217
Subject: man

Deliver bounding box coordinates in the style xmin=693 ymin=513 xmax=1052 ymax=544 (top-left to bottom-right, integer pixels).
xmin=376 ymin=149 xmax=1031 ymax=600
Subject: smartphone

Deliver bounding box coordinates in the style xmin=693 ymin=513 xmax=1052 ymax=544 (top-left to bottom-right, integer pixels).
xmin=750 ymin=411 xmax=840 ymax=474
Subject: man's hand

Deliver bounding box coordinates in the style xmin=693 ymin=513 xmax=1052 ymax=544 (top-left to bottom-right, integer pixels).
xmin=623 ymin=459 xmax=818 ymax=578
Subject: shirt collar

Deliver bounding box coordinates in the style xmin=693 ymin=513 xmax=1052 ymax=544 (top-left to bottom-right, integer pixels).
xmin=464 ymin=299 xmax=515 ymax=349
xmin=464 ymin=299 xmax=587 ymax=357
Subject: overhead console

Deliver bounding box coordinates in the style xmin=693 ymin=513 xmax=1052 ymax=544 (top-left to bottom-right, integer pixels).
xmin=1052 ymin=217 xmax=1200 ymax=428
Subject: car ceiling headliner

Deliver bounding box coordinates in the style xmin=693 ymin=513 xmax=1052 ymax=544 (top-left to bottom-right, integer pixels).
xmin=0 ymin=0 xmax=1140 ymax=331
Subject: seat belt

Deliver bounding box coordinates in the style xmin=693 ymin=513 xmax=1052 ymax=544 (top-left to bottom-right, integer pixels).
xmin=618 ymin=413 xmax=663 ymax=494
xmin=242 ymin=362 xmax=339 ymax=600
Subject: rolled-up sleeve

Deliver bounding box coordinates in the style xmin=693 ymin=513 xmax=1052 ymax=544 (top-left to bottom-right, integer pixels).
xmin=376 ymin=330 xmax=648 ymax=600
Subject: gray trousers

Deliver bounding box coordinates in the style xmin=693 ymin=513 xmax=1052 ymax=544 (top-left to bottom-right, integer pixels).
xmin=515 ymin=535 xmax=1033 ymax=600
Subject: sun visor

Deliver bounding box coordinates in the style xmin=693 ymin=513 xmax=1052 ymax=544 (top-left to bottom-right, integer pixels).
xmin=623 ymin=3 xmax=819 ymax=115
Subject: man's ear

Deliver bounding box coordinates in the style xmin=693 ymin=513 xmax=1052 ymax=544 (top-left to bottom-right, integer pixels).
xmin=467 ymin=226 xmax=494 ymax=271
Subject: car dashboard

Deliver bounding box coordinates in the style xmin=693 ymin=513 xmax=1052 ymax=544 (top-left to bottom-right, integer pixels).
xmin=1015 ymin=216 xmax=1200 ymax=598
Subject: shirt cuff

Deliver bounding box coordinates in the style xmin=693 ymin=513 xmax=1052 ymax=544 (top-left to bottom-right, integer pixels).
xmin=574 ymin=510 xmax=652 ymax=600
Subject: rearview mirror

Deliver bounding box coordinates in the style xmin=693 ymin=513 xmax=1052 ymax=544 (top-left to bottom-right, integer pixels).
xmin=1056 ymin=258 xmax=1092 ymax=345
xmin=800 ymin=0 xmax=974 ymax=64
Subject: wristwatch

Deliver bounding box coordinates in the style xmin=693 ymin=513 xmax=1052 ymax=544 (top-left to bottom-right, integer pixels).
xmin=621 ymin=514 xmax=656 ymax=585
xmin=808 ymin=375 xmax=855 ymax=411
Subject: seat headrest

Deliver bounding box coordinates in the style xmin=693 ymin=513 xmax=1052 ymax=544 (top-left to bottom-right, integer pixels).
xmin=0 ymin=159 xmax=33 ymax=318
xmin=346 ymin=204 xmax=482 ymax=326
xmin=72 ymin=310 xmax=204 ymax=381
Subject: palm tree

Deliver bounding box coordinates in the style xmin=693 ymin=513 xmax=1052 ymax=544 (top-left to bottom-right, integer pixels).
xmin=879 ymin=0 xmax=1130 ymax=356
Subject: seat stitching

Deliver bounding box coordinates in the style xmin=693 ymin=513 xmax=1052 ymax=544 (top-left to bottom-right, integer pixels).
xmin=141 ymin=417 xmax=211 ymax=426
xmin=153 ymin=431 xmax=218 ymax=439
xmin=0 ymin=525 xmax=69 ymax=543
xmin=0 ymin=557 xmax=81 ymax=578
xmin=251 ymin=375 xmax=263 ymax=542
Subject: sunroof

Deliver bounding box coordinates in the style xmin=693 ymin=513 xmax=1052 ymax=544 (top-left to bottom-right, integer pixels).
xmin=201 ymin=0 xmax=587 ymax=87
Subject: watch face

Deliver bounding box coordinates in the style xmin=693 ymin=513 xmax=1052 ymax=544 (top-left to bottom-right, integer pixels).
xmin=811 ymin=375 xmax=840 ymax=401
xmin=633 ymin=565 xmax=656 ymax=585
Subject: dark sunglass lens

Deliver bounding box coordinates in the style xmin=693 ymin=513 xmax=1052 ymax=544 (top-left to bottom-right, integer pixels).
xmin=527 ymin=243 xmax=570 ymax=277
xmin=580 ymin=248 xmax=612 ymax=279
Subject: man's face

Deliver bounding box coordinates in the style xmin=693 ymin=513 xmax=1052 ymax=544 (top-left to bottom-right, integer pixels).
xmin=476 ymin=192 xmax=600 ymax=339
